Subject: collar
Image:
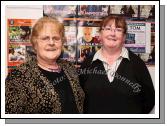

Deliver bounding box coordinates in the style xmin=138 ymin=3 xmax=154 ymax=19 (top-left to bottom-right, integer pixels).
xmin=92 ymin=47 xmax=130 ymax=64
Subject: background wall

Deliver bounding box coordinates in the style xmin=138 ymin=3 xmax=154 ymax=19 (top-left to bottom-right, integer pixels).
xmin=6 ymin=5 xmax=155 ymax=85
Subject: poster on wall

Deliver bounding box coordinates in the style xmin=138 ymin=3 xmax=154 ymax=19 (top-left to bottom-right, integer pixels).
xmin=78 ymin=5 xmax=109 ymax=19
xmin=110 ymin=5 xmax=138 ymax=18
xmin=6 ymin=5 xmax=154 ymax=72
xmin=8 ymin=19 xmax=34 ymax=42
xmin=77 ymin=20 xmax=101 ymax=46
xmin=64 ymin=26 xmax=77 ymax=45
xmin=60 ymin=45 xmax=77 ymax=62
xmin=8 ymin=44 xmax=26 ymax=62
xmin=77 ymin=26 xmax=101 ymax=46
xmin=77 ymin=45 xmax=101 ymax=63
xmin=43 ymin=5 xmax=77 ymax=18
xmin=8 ymin=44 xmax=26 ymax=72
xmin=140 ymin=5 xmax=155 ymax=20
xmin=125 ymin=22 xmax=151 ymax=53
xmin=42 ymin=5 xmax=154 ymax=58
xmin=7 ymin=19 xmax=35 ymax=73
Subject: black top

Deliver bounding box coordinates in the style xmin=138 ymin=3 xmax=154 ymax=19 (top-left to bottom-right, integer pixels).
xmin=79 ymin=51 xmax=155 ymax=114
xmin=39 ymin=67 xmax=78 ymax=114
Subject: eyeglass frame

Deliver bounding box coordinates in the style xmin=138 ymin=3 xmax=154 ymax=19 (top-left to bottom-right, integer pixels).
xmin=101 ymin=26 xmax=124 ymax=34
xmin=37 ymin=36 xmax=62 ymax=43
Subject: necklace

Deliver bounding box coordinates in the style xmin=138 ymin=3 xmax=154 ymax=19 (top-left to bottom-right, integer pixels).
xmin=38 ymin=63 xmax=61 ymax=73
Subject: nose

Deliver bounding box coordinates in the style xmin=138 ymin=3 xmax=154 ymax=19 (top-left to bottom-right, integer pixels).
xmin=110 ymin=29 xmax=116 ymax=36
xmin=48 ymin=38 xmax=55 ymax=46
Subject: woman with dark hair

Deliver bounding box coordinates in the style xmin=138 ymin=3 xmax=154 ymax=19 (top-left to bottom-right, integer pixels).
xmin=79 ymin=15 xmax=154 ymax=114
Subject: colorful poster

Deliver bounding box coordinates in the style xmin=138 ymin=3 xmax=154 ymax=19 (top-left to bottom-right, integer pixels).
xmin=6 ymin=5 xmax=155 ymax=73
xmin=60 ymin=45 xmax=77 ymax=62
xmin=8 ymin=44 xmax=26 ymax=66
xmin=7 ymin=19 xmax=35 ymax=72
xmin=8 ymin=19 xmax=35 ymax=42
xmin=77 ymin=26 xmax=101 ymax=46
xmin=78 ymin=5 xmax=109 ymax=18
xmin=64 ymin=26 xmax=77 ymax=45
xmin=125 ymin=22 xmax=151 ymax=53
xmin=78 ymin=45 xmax=101 ymax=63
xmin=8 ymin=26 xmax=31 ymax=42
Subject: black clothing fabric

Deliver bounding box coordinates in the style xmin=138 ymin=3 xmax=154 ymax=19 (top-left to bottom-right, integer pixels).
xmin=39 ymin=67 xmax=78 ymax=114
xmin=5 ymin=57 xmax=85 ymax=114
xmin=79 ymin=51 xmax=155 ymax=114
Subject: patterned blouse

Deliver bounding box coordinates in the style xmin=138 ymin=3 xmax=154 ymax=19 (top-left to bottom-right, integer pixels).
xmin=5 ymin=56 xmax=85 ymax=114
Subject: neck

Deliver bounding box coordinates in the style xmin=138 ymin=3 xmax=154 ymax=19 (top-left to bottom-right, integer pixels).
xmin=101 ymin=47 xmax=122 ymax=64
xmin=38 ymin=63 xmax=61 ymax=72
xmin=37 ymin=56 xmax=60 ymax=72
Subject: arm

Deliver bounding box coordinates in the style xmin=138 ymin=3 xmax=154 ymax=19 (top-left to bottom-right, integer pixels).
xmin=78 ymin=56 xmax=93 ymax=89
xmin=5 ymin=70 xmax=28 ymax=114
xmin=132 ymin=54 xmax=155 ymax=113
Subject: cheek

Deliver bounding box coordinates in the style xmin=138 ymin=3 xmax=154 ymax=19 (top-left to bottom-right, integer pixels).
xmin=118 ymin=35 xmax=126 ymax=42
xmin=57 ymin=43 xmax=63 ymax=50
xmin=99 ymin=32 xmax=109 ymax=40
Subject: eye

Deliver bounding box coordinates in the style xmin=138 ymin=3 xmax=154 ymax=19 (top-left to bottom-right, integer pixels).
xmin=41 ymin=36 xmax=49 ymax=41
xmin=116 ymin=28 xmax=123 ymax=32
xmin=52 ymin=37 xmax=61 ymax=41
xmin=105 ymin=27 xmax=111 ymax=31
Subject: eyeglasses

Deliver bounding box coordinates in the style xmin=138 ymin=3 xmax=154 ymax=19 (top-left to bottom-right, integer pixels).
xmin=102 ymin=26 xmax=124 ymax=34
xmin=38 ymin=36 xmax=61 ymax=43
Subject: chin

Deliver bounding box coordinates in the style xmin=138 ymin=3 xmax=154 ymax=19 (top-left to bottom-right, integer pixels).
xmin=106 ymin=44 xmax=117 ymax=48
xmin=45 ymin=54 xmax=60 ymax=61
xmin=46 ymin=57 xmax=58 ymax=61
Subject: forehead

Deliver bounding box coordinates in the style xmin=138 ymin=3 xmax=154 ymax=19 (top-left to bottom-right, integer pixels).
xmin=39 ymin=23 xmax=60 ymax=35
xmin=42 ymin=23 xmax=58 ymax=30
xmin=105 ymin=20 xmax=116 ymax=27
xmin=83 ymin=27 xmax=92 ymax=32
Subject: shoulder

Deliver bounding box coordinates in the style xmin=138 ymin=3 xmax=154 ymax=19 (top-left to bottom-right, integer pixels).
xmin=58 ymin=59 xmax=75 ymax=67
xmin=8 ymin=62 xmax=29 ymax=74
xmin=6 ymin=62 xmax=32 ymax=82
xmin=128 ymin=50 xmax=149 ymax=72
xmin=128 ymin=51 xmax=146 ymax=65
xmin=57 ymin=59 xmax=78 ymax=73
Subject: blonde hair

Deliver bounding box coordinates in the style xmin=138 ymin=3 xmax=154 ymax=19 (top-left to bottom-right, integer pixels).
xmin=30 ymin=16 xmax=66 ymax=50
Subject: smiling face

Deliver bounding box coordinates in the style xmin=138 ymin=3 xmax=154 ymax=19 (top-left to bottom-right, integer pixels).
xmin=100 ymin=20 xmax=126 ymax=51
xmin=35 ymin=23 xmax=63 ymax=63
xmin=99 ymin=16 xmax=127 ymax=51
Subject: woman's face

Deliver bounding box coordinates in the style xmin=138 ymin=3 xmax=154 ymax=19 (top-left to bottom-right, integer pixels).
xmin=100 ymin=20 xmax=126 ymax=50
xmin=83 ymin=27 xmax=93 ymax=42
xmin=35 ymin=23 xmax=63 ymax=62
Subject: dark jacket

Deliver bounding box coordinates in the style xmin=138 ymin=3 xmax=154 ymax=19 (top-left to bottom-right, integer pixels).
xmin=79 ymin=51 xmax=155 ymax=114
xmin=6 ymin=56 xmax=85 ymax=114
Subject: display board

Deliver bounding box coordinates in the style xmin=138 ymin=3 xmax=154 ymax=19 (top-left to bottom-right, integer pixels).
xmin=7 ymin=5 xmax=155 ymax=72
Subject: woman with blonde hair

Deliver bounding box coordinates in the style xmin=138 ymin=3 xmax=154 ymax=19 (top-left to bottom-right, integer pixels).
xmin=6 ymin=16 xmax=85 ymax=114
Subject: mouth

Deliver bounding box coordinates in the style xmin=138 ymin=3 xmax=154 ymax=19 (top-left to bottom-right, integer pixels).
xmin=106 ymin=37 xmax=117 ymax=41
xmin=46 ymin=48 xmax=57 ymax=51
